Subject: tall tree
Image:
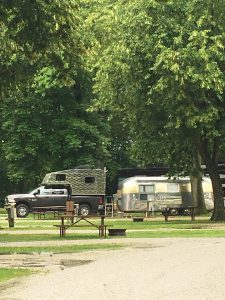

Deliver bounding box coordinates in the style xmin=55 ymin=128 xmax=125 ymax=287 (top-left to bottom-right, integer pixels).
xmin=0 ymin=0 xmax=111 ymax=193
xmin=91 ymin=0 xmax=225 ymax=220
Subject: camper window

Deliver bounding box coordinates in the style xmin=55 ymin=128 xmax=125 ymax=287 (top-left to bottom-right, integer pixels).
xmin=85 ymin=176 xmax=95 ymax=184
xmin=56 ymin=174 xmax=66 ymax=181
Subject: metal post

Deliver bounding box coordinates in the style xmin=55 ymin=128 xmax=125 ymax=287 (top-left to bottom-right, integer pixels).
xmin=146 ymin=201 xmax=150 ymax=217
xmin=100 ymin=216 xmax=105 ymax=238
xmin=74 ymin=203 xmax=79 ymax=222
xmin=111 ymin=202 xmax=114 ymax=218
xmin=191 ymin=207 xmax=195 ymax=221
xmin=164 ymin=208 xmax=169 ymax=222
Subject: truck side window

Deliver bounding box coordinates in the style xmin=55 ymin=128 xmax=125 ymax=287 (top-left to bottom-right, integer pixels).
xmin=85 ymin=176 xmax=95 ymax=184
xmin=42 ymin=187 xmax=52 ymax=194
xmin=52 ymin=189 xmax=66 ymax=195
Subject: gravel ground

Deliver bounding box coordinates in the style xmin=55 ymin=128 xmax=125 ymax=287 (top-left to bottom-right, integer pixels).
xmin=1 ymin=238 xmax=225 ymax=300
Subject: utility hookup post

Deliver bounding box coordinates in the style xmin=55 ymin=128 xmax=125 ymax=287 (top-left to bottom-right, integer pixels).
xmin=6 ymin=204 xmax=16 ymax=228
xmin=146 ymin=201 xmax=154 ymax=217
xmin=66 ymin=185 xmax=74 ymax=223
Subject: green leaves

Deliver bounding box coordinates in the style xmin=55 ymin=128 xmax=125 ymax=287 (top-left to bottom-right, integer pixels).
xmin=90 ymin=0 xmax=225 ymax=172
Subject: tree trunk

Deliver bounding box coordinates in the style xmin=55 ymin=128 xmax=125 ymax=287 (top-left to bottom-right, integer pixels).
xmin=190 ymin=176 xmax=206 ymax=214
xmin=208 ymin=166 xmax=225 ymax=221
xmin=190 ymin=149 xmax=206 ymax=214
xmin=197 ymin=137 xmax=225 ymax=221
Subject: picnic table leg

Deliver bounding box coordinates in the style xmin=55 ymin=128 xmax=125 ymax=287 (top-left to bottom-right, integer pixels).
xmin=99 ymin=216 xmax=105 ymax=238
xmin=60 ymin=217 xmax=66 ymax=237
xmin=61 ymin=226 xmax=66 ymax=237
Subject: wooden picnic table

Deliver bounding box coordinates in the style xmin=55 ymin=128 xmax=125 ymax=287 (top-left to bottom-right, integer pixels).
xmin=54 ymin=215 xmax=109 ymax=238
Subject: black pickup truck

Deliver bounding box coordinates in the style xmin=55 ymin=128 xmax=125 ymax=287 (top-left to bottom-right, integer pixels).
xmin=5 ymin=185 xmax=105 ymax=217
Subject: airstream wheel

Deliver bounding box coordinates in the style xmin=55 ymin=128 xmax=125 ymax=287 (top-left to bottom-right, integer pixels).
xmin=182 ymin=208 xmax=191 ymax=216
xmin=169 ymin=208 xmax=179 ymax=216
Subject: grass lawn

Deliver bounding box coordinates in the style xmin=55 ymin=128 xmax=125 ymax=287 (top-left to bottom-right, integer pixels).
xmin=0 ymin=239 xmax=124 ymax=284
xmin=1 ymin=208 xmax=225 ymax=283
xmin=1 ymin=211 xmax=225 ymax=240
xmin=0 ymin=268 xmax=34 ymax=283
xmin=0 ymin=243 xmax=124 ymax=255
xmin=127 ymin=229 xmax=225 ymax=238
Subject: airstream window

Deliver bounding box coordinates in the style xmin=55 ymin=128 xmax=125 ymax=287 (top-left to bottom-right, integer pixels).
xmin=167 ymin=183 xmax=179 ymax=193
xmin=139 ymin=185 xmax=154 ymax=193
xmin=56 ymin=174 xmax=66 ymax=181
xmin=140 ymin=194 xmax=148 ymax=201
xmin=139 ymin=185 xmax=155 ymax=201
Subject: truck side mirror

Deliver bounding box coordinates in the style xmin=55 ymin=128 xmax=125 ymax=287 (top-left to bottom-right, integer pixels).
xmin=34 ymin=189 xmax=40 ymax=196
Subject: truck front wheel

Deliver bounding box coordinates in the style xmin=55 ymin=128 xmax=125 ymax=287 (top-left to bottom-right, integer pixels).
xmin=16 ymin=204 xmax=29 ymax=218
xmin=79 ymin=204 xmax=91 ymax=216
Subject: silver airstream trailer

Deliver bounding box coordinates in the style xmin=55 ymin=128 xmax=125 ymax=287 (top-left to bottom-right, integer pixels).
xmin=116 ymin=176 xmax=214 ymax=215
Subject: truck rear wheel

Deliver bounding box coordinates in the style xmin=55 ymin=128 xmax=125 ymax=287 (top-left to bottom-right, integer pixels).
xmin=79 ymin=204 xmax=91 ymax=216
xmin=16 ymin=204 xmax=29 ymax=218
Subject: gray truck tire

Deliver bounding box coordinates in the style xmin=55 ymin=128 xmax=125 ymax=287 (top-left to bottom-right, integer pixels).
xmin=79 ymin=204 xmax=91 ymax=216
xmin=16 ymin=204 xmax=29 ymax=218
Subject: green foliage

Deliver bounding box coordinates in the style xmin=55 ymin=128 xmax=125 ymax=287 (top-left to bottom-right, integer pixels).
xmin=0 ymin=0 xmax=82 ymax=98
xmin=90 ymin=0 xmax=225 ymax=219
xmin=0 ymin=0 xmax=117 ymax=193
xmin=3 ymin=0 xmax=225 ymax=220
xmin=0 ymin=84 xmax=110 ymax=190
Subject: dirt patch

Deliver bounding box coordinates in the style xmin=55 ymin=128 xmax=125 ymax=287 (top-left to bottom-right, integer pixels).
xmin=60 ymin=259 xmax=93 ymax=267
xmin=0 ymin=253 xmax=98 ymax=271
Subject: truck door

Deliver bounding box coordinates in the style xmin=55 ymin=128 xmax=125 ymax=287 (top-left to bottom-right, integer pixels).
xmin=50 ymin=188 xmax=68 ymax=206
xmin=34 ymin=186 xmax=67 ymax=207
xmin=32 ymin=186 xmax=52 ymax=208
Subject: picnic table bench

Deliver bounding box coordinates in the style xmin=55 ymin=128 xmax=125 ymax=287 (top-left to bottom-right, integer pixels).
xmin=132 ymin=217 xmax=144 ymax=222
xmin=162 ymin=207 xmax=196 ymax=222
xmin=32 ymin=206 xmax=66 ymax=219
